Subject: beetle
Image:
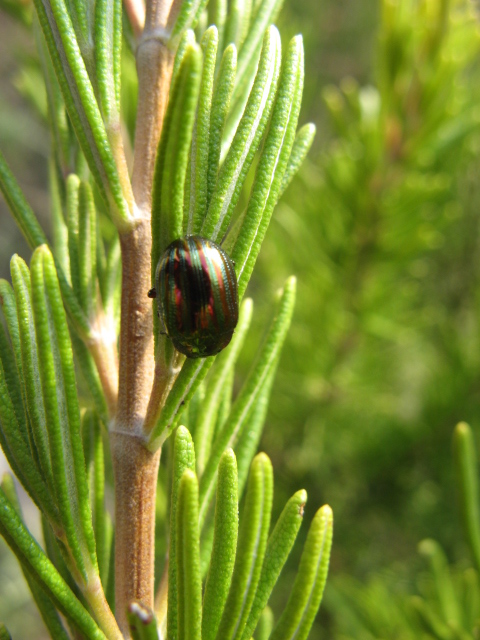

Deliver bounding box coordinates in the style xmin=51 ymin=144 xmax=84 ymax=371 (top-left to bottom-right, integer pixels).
xmin=148 ymin=235 xmax=239 ymax=358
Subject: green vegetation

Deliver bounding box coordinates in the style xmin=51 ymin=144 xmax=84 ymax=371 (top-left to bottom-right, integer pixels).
xmin=2 ymin=0 xmax=480 ymax=637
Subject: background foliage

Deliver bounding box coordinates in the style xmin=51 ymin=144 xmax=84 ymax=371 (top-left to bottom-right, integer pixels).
xmin=2 ymin=0 xmax=480 ymax=638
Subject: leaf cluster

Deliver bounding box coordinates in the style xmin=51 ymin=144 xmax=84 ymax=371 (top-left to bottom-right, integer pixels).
xmin=0 ymin=0 xmax=332 ymax=637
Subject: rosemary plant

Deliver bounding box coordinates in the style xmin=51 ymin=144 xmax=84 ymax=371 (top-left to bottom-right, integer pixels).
xmin=0 ymin=0 xmax=333 ymax=638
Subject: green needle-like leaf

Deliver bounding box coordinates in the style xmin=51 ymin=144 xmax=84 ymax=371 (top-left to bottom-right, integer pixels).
xmin=255 ymin=607 xmax=274 ymax=640
xmin=95 ymin=0 xmax=122 ymax=123
xmin=36 ymin=21 xmax=73 ymax=177
xmin=206 ymin=43 xmax=236 ymax=211
xmin=170 ymin=0 xmax=208 ymax=43
xmin=195 ymin=298 xmax=253 ymax=475
xmin=202 ymin=25 xmax=281 ymax=242
xmin=77 ymin=181 xmax=98 ymax=319
xmin=171 ymin=30 xmax=196 ymax=87
xmin=224 ymin=0 xmax=285 ymax=146
xmin=202 ymin=449 xmax=239 ymax=640
xmin=279 ymin=122 xmax=316 ymax=196
xmin=208 ymin=0 xmax=227 ymax=68
xmin=32 ymin=0 xmax=131 ymax=225
xmin=0 ymin=284 xmax=28 ymax=437
xmin=453 ymin=422 xmax=480 ymax=574
xmin=270 ymin=505 xmax=333 ymax=640
xmin=148 ymin=358 xmax=214 ymax=450
xmin=10 ymin=256 xmax=54 ymax=490
xmin=83 ymin=411 xmax=109 ymax=586
xmin=30 ymin=245 xmax=97 ymax=577
xmin=418 ymin=539 xmax=461 ymax=627
xmin=1 ymin=475 xmax=70 ymax=640
xmin=0 ymin=486 xmax=106 ymax=640
xmin=187 ymin=26 xmax=218 ymax=234
xmin=0 ymin=150 xmax=47 ymax=248
xmin=127 ymin=603 xmax=159 ymax=640
xmin=235 ymin=363 xmax=276 ymax=497
xmin=168 ymin=426 xmax=196 ymax=640
xmin=241 ymin=489 xmax=307 ymax=640
xmin=176 ymin=470 xmax=202 ymax=640
xmin=66 ymin=174 xmax=81 ymax=304
xmin=0 ymin=349 xmax=58 ymax=524
xmin=0 ymin=152 xmax=91 ymax=339
xmin=198 ymin=277 xmax=296 ymax=525
xmin=410 ymin=595 xmax=453 ymax=638
xmin=234 ymin=35 xmax=305 ymax=299
xmin=152 ymin=42 xmax=202 ymax=271
xmin=223 ymin=0 xmax=241 ymax=50
xmin=234 ymin=0 xmax=284 ymax=100
xmin=215 ymin=453 xmax=273 ymax=640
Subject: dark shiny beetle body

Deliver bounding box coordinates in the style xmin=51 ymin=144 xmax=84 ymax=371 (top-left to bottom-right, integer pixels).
xmin=150 ymin=236 xmax=239 ymax=358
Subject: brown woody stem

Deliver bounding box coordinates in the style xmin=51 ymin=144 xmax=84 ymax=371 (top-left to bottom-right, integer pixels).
xmin=112 ymin=0 xmax=177 ymax=634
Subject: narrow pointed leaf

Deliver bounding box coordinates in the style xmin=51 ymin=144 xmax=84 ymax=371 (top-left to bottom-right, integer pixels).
xmin=453 ymin=422 xmax=480 ymax=574
xmin=66 ymin=174 xmax=81 ymax=303
xmin=0 ymin=281 xmax=23 ymax=378
xmin=198 ymin=277 xmax=296 ymax=524
xmin=0 ymin=486 xmax=106 ymax=639
xmin=83 ymin=411 xmax=109 ymax=586
xmin=0 ymin=151 xmax=91 ymax=337
xmin=78 ymin=181 xmax=98 ymax=319
xmin=32 ymin=0 xmax=131 ymax=225
xmin=255 ymin=607 xmax=274 ymax=640
xmin=176 ymin=470 xmax=202 ymax=640
xmin=208 ymin=0 xmax=227 ymax=66
xmin=187 ymin=26 xmax=218 ymax=234
xmin=233 ymin=35 xmax=305 ymax=299
xmin=235 ymin=362 xmax=276 ymax=497
xmin=0 ymin=356 xmax=58 ymax=524
xmin=10 ymin=256 xmax=54 ymax=487
xmin=48 ymin=160 xmax=70 ymax=277
xmin=171 ymin=30 xmax=196 ymax=87
xmin=410 ymin=596 xmax=453 ymax=638
xmin=279 ymin=123 xmax=316 ymax=196
xmin=152 ymin=42 xmax=202 ymax=278
xmin=241 ymin=489 xmax=307 ymax=640
xmin=1 ymin=475 xmax=70 ymax=640
xmin=418 ymin=539 xmax=461 ymax=626
xmin=168 ymin=426 xmax=196 ymax=640
xmin=201 ymin=25 xmax=281 ymax=242
xmin=170 ymin=0 xmax=208 ymax=42
xmin=233 ymin=0 xmax=283 ymax=100
xmin=36 ymin=24 xmax=72 ymax=177
xmin=270 ymin=505 xmax=333 ymax=640
xmin=30 ymin=245 xmax=97 ymax=576
xmin=215 ymin=453 xmax=273 ymax=640
xmin=223 ymin=0 xmax=241 ymax=50
xmin=195 ymin=298 xmax=253 ymax=475
xmin=148 ymin=358 xmax=214 ymax=449
xmin=202 ymin=449 xmax=239 ymax=640
xmin=0 ymin=285 xmax=27 ymax=437
xmin=127 ymin=603 xmax=159 ymax=640
xmin=223 ymin=0 xmax=285 ymax=146
xmin=0 ymin=150 xmax=47 ymax=248
xmin=206 ymin=43 xmax=237 ymax=211
xmin=94 ymin=0 xmax=122 ymax=122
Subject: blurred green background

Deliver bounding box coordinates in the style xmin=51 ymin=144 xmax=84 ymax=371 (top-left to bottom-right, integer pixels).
xmin=3 ymin=0 xmax=480 ymax=637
